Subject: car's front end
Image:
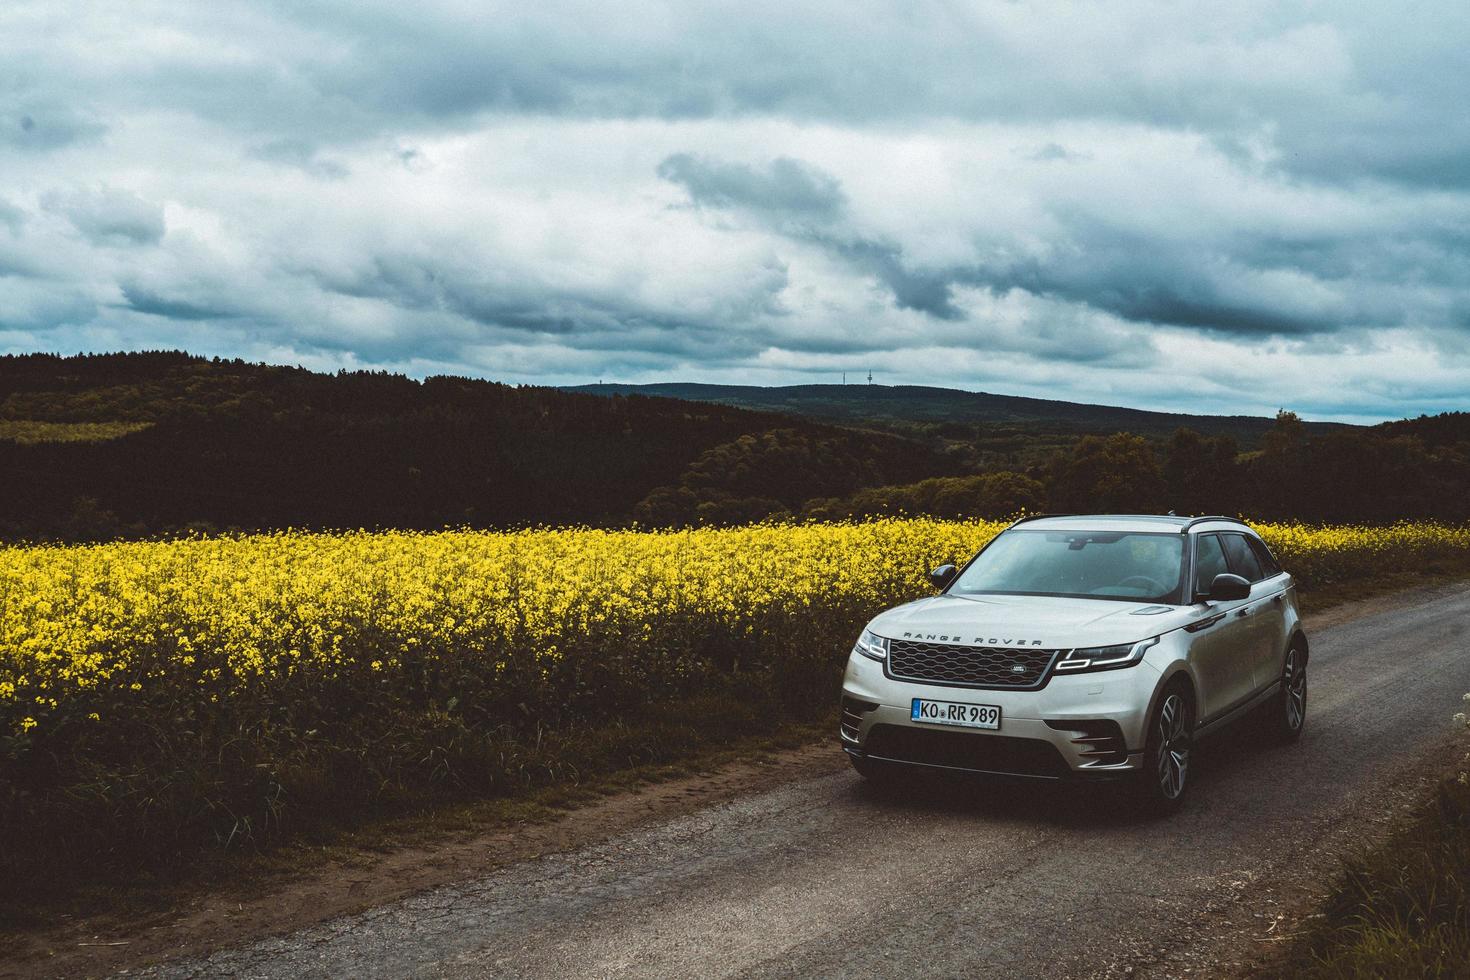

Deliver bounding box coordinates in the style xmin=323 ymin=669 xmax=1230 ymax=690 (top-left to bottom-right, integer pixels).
xmin=840 ymin=619 xmax=1187 ymax=780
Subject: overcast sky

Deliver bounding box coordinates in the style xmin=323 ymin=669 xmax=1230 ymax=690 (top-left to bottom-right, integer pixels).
xmin=2 ymin=1 xmax=1468 ymax=422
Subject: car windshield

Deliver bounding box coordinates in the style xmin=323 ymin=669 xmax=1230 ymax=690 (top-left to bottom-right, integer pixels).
xmin=950 ymin=529 xmax=1186 ymax=604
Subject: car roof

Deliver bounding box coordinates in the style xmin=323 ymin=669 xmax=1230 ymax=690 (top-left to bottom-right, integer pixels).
xmin=1007 ymin=514 xmax=1256 ymax=535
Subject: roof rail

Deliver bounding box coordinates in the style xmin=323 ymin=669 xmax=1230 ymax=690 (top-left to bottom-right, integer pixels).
xmin=1179 ymin=515 xmax=1251 ymax=533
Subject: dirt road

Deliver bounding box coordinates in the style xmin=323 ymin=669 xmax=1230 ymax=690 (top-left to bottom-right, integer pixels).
xmin=113 ymin=587 xmax=1470 ymax=977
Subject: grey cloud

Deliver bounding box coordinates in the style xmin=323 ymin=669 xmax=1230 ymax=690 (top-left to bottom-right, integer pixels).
xmin=46 ymin=187 xmax=165 ymax=246
xmin=0 ymin=102 xmax=106 ymax=152
xmin=657 ymin=154 xmax=846 ymax=222
xmin=983 ymin=213 xmax=1470 ymax=338
xmin=210 ymin=5 xmax=1468 ymax=192
xmin=0 ymin=197 xmax=25 ymax=233
xmin=659 ymin=154 xmax=965 ymax=319
xmin=121 ymin=283 xmax=240 ymax=321
xmin=1028 ymin=143 xmax=1085 ymax=163
xmin=662 ymin=147 xmax=1468 ymax=339
xmin=5 ymin=3 xmax=1467 ymax=196
xmin=250 ymin=139 xmax=351 ymax=180
xmin=829 ymin=240 xmax=964 ymax=320
xmin=310 ymin=250 xmax=784 ymax=363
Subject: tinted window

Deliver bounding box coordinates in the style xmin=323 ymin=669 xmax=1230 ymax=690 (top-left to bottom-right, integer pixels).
xmin=951 ymin=529 xmax=1185 ymax=603
xmin=1194 ymin=534 xmax=1229 ymax=595
xmin=1249 ymin=537 xmax=1282 ymax=577
xmin=1220 ymin=533 xmax=1264 ymax=582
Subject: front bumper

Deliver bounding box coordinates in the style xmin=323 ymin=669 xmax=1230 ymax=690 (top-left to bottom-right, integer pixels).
xmin=840 ymin=650 xmax=1161 ymax=779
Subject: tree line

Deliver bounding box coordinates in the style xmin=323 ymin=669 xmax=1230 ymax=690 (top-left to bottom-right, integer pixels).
xmin=2 ymin=352 xmax=1467 ymax=541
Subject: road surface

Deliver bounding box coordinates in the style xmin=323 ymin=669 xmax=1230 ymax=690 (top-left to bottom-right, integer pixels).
xmin=140 ymin=587 xmax=1470 ymax=979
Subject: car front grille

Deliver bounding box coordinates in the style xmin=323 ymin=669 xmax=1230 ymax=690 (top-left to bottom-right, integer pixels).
xmin=862 ymin=724 xmax=1071 ymax=778
xmin=886 ymin=639 xmax=1060 ymax=688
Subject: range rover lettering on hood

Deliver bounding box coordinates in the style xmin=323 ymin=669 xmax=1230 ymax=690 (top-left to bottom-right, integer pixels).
xmin=901 ymin=632 xmax=1044 ymax=646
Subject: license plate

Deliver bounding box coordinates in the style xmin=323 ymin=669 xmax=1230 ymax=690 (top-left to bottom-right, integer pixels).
xmin=911 ymin=698 xmax=1001 ymax=730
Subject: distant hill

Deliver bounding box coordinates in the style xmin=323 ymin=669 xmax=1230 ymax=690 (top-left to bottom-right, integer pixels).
xmin=566 ymin=382 xmax=1350 ymax=444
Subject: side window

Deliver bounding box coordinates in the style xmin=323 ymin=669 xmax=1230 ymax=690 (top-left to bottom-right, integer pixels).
xmin=1248 ymin=536 xmax=1282 ymax=577
xmin=1220 ymin=533 xmax=1265 ymax=582
xmin=1194 ymin=534 xmax=1229 ymax=595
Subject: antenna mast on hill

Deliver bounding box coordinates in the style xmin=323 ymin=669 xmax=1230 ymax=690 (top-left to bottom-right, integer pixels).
xmin=867 ymin=370 xmax=873 ymax=385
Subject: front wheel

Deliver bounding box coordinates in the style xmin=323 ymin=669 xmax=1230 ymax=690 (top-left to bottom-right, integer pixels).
xmin=1134 ymin=685 xmax=1195 ymax=815
xmin=1266 ymin=644 xmax=1307 ymax=742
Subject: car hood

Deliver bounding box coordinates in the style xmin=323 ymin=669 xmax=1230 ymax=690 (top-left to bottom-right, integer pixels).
xmin=867 ymin=593 xmax=1203 ymax=649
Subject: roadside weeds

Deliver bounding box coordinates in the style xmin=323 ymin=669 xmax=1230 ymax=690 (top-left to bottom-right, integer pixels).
xmin=1248 ymin=725 xmax=1470 ymax=978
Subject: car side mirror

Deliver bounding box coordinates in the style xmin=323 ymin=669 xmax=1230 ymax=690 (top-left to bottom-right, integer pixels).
xmin=1205 ymin=572 xmax=1251 ymax=602
xmin=928 ymin=564 xmax=958 ymax=590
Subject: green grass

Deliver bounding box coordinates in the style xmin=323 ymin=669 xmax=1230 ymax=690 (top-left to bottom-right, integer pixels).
xmin=1259 ymin=771 xmax=1470 ymax=979
xmin=0 ymin=419 xmax=152 ymax=444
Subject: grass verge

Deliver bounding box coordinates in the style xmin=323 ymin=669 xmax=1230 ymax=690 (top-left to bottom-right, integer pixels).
xmin=1294 ymin=553 xmax=1470 ymax=617
xmin=1258 ymin=765 xmax=1470 ymax=979
xmin=0 ymin=691 xmax=839 ymax=932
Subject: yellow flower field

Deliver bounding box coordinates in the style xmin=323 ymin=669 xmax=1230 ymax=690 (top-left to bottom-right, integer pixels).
xmin=3 ymin=516 xmax=1469 ymax=888
xmin=3 ymin=518 xmax=1469 ymax=740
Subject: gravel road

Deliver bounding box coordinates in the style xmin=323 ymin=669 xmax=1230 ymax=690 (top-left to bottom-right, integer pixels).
xmin=137 ymin=588 xmax=1470 ymax=979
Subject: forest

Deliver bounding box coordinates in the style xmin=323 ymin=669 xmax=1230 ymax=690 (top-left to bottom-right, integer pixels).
xmin=2 ymin=351 xmax=1469 ymax=541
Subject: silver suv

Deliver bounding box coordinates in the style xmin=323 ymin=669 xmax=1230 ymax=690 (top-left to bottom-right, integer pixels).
xmin=840 ymin=515 xmax=1307 ymax=811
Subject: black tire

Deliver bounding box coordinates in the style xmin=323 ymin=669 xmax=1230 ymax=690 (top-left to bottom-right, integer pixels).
xmin=1134 ymin=682 xmax=1195 ymax=815
xmin=1265 ymin=643 xmax=1308 ymax=743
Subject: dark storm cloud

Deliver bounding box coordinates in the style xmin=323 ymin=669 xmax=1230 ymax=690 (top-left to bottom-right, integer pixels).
xmin=310 ymin=250 xmax=783 ymax=363
xmin=121 ymin=284 xmax=240 ymax=321
xmin=659 ymin=153 xmax=969 ymax=319
xmin=659 ymin=145 xmax=1470 ymax=341
xmin=45 ymin=187 xmax=165 ymax=247
xmin=828 ymin=239 xmax=965 ymax=321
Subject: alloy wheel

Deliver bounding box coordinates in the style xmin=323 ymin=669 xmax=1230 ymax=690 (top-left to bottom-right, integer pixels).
xmin=1156 ymin=692 xmax=1191 ymax=800
xmin=1283 ymin=649 xmax=1306 ymax=731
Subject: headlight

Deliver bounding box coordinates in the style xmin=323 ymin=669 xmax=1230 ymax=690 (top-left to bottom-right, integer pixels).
xmin=1055 ymin=636 xmax=1159 ymax=673
xmin=853 ymin=628 xmax=889 ymax=661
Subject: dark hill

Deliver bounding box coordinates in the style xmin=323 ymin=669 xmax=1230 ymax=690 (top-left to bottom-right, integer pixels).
xmin=566 ymin=382 xmax=1349 ymax=443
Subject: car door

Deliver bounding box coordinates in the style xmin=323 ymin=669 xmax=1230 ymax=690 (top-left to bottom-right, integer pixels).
xmin=1186 ymin=533 xmax=1258 ymax=721
xmin=1219 ymin=532 xmax=1284 ymax=694
xmin=1244 ymin=534 xmax=1291 ymax=689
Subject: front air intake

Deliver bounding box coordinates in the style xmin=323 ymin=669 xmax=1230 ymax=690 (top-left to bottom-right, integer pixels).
xmin=1046 ymin=719 xmax=1129 ymax=766
xmin=840 ymin=696 xmax=878 ymax=742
